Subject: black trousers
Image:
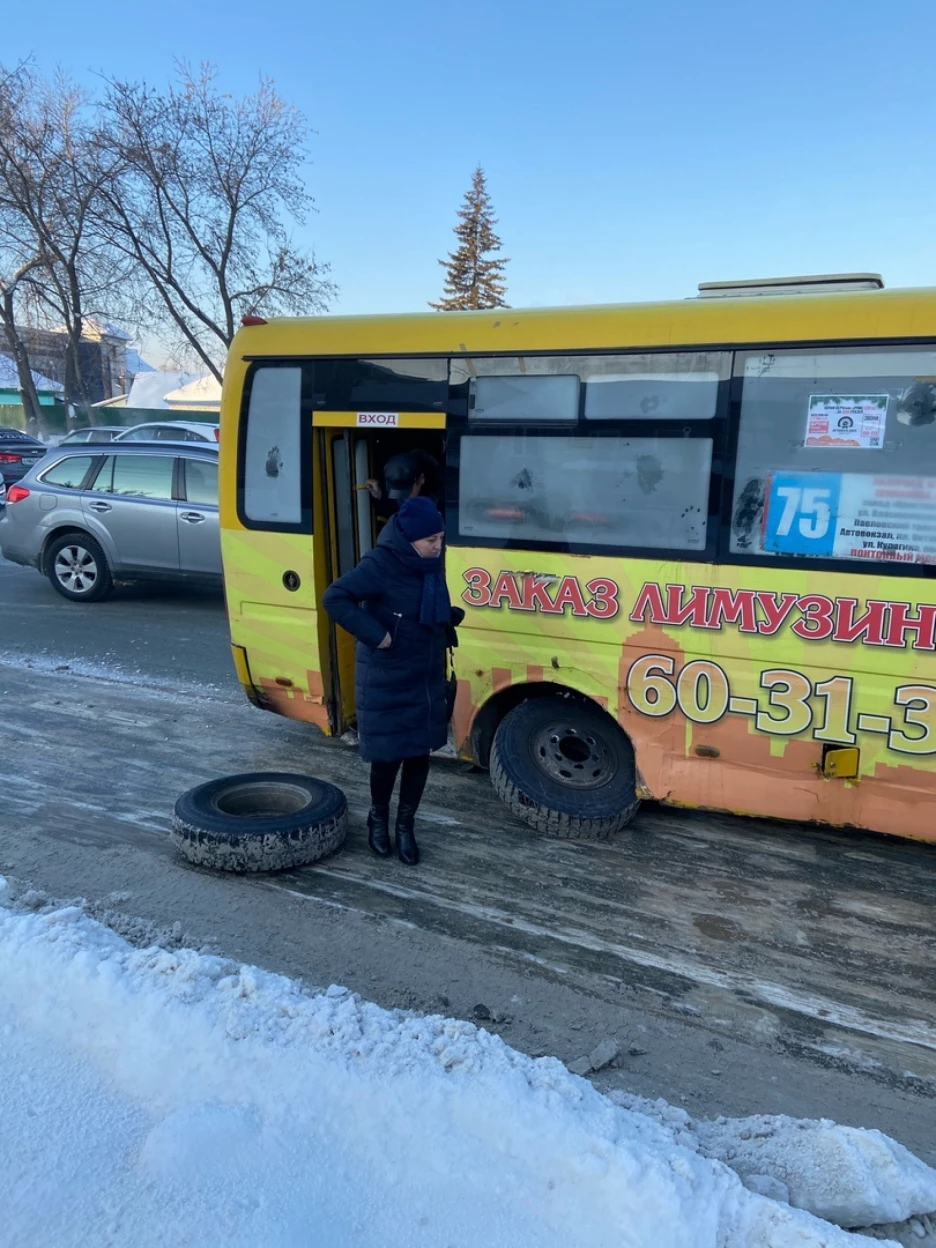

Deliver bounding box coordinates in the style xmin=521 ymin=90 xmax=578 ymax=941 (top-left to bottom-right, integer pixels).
xmin=370 ymin=755 xmax=430 ymax=811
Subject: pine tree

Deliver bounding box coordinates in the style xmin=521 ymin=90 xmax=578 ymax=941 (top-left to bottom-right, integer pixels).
xmin=430 ymin=166 xmax=508 ymax=311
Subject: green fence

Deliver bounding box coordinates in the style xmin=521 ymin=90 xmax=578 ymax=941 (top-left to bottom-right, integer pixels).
xmin=1 ymin=401 xmax=68 ymax=438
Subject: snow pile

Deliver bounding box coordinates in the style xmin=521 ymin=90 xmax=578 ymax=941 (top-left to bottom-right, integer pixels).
xmin=859 ymin=1214 xmax=936 ymax=1246
xmin=0 ymin=890 xmax=930 ymax=1248
xmin=612 ymin=1092 xmax=936 ymax=1244
xmin=696 ymin=1115 xmax=936 ymax=1229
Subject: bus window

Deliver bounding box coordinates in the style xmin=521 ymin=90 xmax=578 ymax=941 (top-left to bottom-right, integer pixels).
xmin=457 ymin=433 xmax=712 ymax=552
xmin=452 ymin=356 xmax=582 ymax=423
xmin=469 ymin=374 xmax=579 ymax=423
xmin=730 ymin=347 xmax=936 ymax=565
xmin=312 ymin=358 xmax=447 ymax=413
xmin=451 ymin=352 xmax=729 ymax=423
xmin=583 ymin=352 xmax=727 ymax=421
xmin=451 ymin=351 xmax=725 ymax=554
xmin=241 ymin=365 xmax=304 ymax=528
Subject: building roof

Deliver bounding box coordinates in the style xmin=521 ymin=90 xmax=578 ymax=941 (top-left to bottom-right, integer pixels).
xmin=0 ymin=353 xmax=64 ymax=393
xmin=126 ymin=349 xmax=155 ymax=375
xmin=47 ymin=319 xmax=133 ymax=342
xmin=126 ymin=370 xmax=203 ymax=410
xmin=164 ymin=373 xmax=222 ymax=410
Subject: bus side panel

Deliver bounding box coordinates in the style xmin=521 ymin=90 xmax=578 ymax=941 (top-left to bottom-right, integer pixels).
xmin=221 ymin=528 xmax=329 ymax=730
xmin=447 ymin=550 xmax=936 ymax=842
xmin=614 ymin=628 xmax=935 ymax=842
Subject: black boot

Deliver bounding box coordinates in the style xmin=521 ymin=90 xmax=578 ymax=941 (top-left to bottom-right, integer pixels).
xmin=395 ymin=803 xmax=420 ymax=866
xmin=367 ymin=806 xmax=392 ymax=857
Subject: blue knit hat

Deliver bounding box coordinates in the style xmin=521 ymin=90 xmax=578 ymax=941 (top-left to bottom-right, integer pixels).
xmin=397 ymin=496 xmax=444 ymax=542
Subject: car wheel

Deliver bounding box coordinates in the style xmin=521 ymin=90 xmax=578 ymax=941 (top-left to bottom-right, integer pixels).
xmin=490 ymin=696 xmax=640 ymax=840
xmin=171 ymin=772 xmax=348 ymax=872
xmin=46 ymin=532 xmax=113 ymax=602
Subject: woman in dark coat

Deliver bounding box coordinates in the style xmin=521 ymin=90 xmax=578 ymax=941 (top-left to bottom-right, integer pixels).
xmin=322 ymin=497 xmax=462 ymax=865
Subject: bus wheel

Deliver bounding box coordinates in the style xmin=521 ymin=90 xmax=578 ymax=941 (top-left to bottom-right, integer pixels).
xmin=171 ymin=772 xmax=348 ymax=872
xmin=490 ymin=697 xmax=639 ymax=839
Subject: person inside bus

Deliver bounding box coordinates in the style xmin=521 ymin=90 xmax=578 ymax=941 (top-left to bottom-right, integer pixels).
xmin=364 ymin=448 xmax=443 ymax=518
xmin=322 ymin=496 xmax=463 ymax=866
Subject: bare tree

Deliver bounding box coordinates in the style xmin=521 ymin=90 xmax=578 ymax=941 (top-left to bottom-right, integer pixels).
xmin=36 ymin=76 xmax=128 ymax=417
xmin=97 ymin=64 xmax=335 ymax=381
xmin=0 ymin=64 xmax=45 ymax=430
xmin=0 ymin=63 xmax=128 ymax=427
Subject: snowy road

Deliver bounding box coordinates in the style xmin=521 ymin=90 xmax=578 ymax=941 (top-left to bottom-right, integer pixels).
xmin=0 ymin=644 xmax=934 ymax=1171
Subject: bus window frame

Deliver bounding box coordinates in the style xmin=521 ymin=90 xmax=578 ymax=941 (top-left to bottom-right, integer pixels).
xmin=309 ymin=356 xmax=449 ymax=414
xmin=236 ymin=358 xmax=316 ymax=534
xmin=445 ymin=348 xmax=730 ymax=564
xmin=718 ymin=337 xmax=936 ymax=580
xmin=236 ymin=338 xmax=936 ymax=577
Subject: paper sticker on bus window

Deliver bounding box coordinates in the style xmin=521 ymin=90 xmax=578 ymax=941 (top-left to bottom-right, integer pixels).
xmin=832 ymin=474 xmax=936 ymax=564
xmin=805 ymin=395 xmax=887 ymax=449
xmin=763 ymin=470 xmax=936 ymax=564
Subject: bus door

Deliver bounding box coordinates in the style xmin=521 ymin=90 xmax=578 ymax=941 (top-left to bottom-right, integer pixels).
xmin=314 ymin=414 xmax=446 ymax=736
xmin=317 ymin=427 xmax=376 ymax=733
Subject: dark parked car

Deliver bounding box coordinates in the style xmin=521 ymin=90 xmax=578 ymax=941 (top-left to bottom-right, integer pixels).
xmin=57 ymin=426 xmax=126 ymax=446
xmin=0 ymin=427 xmax=46 ymax=485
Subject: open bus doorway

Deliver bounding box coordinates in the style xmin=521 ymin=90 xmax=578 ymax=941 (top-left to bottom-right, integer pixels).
xmin=319 ymin=427 xmax=446 ymax=735
xmin=364 ymin=432 xmax=446 ymax=532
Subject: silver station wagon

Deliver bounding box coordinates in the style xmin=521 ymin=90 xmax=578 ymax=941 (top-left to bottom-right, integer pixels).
xmin=0 ymin=443 xmax=221 ymax=601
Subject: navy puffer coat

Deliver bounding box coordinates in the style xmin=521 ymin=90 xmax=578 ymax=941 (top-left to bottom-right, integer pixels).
xmin=322 ymin=518 xmax=461 ymax=763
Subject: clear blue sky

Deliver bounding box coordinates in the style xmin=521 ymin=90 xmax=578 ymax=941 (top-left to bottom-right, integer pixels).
xmin=7 ymin=0 xmax=936 ymax=317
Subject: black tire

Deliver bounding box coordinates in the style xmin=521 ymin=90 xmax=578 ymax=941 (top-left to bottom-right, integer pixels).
xmin=171 ymin=772 xmax=348 ymax=872
xmin=490 ymin=697 xmax=639 ymax=840
xmin=46 ymin=532 xmax=113 ymax=602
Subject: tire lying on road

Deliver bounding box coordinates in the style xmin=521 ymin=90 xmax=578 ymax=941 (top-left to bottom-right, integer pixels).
xmin=490 ymin=696 xmax=640 ymax=840
xmin=171 ymin=772 xmax=348 ymax=872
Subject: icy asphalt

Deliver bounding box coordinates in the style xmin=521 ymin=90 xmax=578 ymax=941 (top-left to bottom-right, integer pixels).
xmin=0 ymin=556 xmax=933 ymax=1168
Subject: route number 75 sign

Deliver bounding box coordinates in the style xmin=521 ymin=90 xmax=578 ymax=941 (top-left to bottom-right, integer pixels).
xmin=764 ymin=472 xmax=840 ymax=556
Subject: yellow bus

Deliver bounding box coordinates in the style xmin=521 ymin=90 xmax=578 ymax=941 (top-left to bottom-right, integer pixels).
xmin=219 ymin=275 xmax=936 ymax=844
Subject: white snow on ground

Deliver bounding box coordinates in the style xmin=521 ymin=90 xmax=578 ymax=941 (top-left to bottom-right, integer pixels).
xmin=0 ymin=649 xmax=229 ymax=700
xmin=610 ymin=1093 xmax=936 ymax=1246
xmin=1 ymin=885 xmax=933 ymax=1248
xmin=696 ymin=1115 xmax=936 ymax=1230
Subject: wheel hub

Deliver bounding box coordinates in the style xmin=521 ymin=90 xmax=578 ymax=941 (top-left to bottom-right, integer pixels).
xmin=531 ymin=721 xmax=613 ymax=789
xmin=55 ymin=546 xmax=97 ymax=593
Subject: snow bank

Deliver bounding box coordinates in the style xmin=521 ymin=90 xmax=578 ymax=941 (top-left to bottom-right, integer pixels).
xmin=0 ymin=889 xmax=923 ymax=1248
xmin=611 ymin=1093 xmax=936 ymax=1233
xmin=696 ymin=1115 xmax=936 ymax=1229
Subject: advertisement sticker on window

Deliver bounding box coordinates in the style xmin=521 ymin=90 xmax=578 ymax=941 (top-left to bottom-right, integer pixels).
xmin=805 ymin=395 xmax=888 ymax=449
xmin=832 ymin=475 xmax=936 ymax=564
xmin=764 ymin=472 xmax=936 ymax=564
